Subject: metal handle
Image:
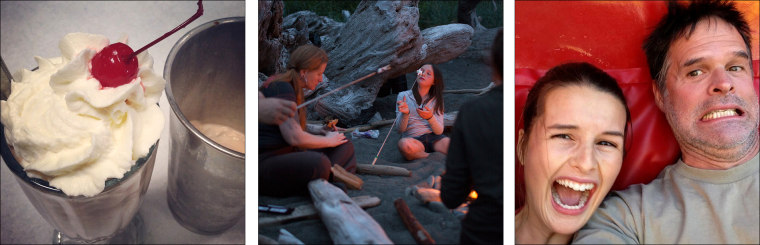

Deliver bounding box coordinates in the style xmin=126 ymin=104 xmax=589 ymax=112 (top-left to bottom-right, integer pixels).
xmin=1 ymin=57 xmax=12 ymax=101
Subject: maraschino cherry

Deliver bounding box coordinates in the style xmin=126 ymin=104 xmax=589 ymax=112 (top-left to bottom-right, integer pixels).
xmin=91 ymin=43 xmax=138 ymax=88
xmin=90 ymin=0 xmax=204 ymax=88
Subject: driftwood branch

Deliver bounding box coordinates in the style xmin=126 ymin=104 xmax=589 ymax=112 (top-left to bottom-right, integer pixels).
xmin=394 ymin=198 xmax=436 ymax=245
xmin=309 ymin=179 xmax=392 ymax=244
xmin=259 ymin=195 xmax=381 ymax=227
xmin=331 ymin=165 xmax=363 ymax=190
xmin=259 ymin=235 xmax=278 ymax=245
xmin=278 ymin=229 xmax=304 ymax=245
xmin=357 ymin=164 xmax=411 ymax=176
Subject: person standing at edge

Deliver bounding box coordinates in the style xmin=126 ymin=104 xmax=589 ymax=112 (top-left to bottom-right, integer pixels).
xmin=441 ymin=29 xmax=504 ymax=244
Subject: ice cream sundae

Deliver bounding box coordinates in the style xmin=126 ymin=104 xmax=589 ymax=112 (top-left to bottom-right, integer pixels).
xmin=1 ymin=33 xmax=164 ymax=197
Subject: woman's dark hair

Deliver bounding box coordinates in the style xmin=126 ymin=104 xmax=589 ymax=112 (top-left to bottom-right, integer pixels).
xmin=642 ymin=0 xmax=753 ymax=92
xmin=411 ymin=64 xmax=445 ymax=115
xmin=519 ymin=62 xmax=632 ymax=157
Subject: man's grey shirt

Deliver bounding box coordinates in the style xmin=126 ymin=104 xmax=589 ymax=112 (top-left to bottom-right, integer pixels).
xmin=573 ymin=153 xmax=759 ymax=244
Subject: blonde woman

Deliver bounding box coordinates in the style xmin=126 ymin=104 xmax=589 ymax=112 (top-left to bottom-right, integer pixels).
xmin=259 ymin=44 xmax=356 ymax=196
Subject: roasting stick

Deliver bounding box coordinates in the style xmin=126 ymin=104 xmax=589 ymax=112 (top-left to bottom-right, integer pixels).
xmin=371 ymin=111 xmax=400 ymax=165
xmin=297 ymin=65 xmax=392 ymax=109
xmin=371 ymin=74 xmax=420 ymax=165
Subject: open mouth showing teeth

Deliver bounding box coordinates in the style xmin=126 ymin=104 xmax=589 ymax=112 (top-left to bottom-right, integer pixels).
xmin=552 ymin=179 xmax=594 ymax=210
xmin=702 ymin=109 xmax=742 ymax=121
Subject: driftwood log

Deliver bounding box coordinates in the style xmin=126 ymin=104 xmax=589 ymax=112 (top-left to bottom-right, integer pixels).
xmin=283 ymin=10 xmax=345 ymax=49
xmin=258 ymin=1 xmax=286 ymax=76
xmin=394 ymin=198 xmax=436 ymax=245
xmin=357 ymin=164 xmax=412 ymax=176
xmin=278 ymin=229 xmax=305 ymax=245
xmin=279 ymin=14 xmax=310 ymax=54
xmin=313 ymin=1 xmax=474 ymax=126
xmin=259 ymin=195 xmax=381 ymax=226
xmin=259 ymin=234 xmax=279 ymax=245
xmin=259 ymin=1 xmax=315 ymax=76
xmin=457 ymin=0 xmax=486 ymax=31
xmin=309 ymin=179 xmax=393 ymax=244
xmin=331 ymin=165 xmax=363 ymax=190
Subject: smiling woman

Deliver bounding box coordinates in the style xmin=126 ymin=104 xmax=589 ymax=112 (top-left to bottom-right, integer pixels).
xmin=515 ymin=62 xmax=632 ymax=244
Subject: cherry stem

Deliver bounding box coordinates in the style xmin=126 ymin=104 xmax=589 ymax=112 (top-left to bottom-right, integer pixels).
xmin=126 ymin=0 xmax=204 ymax=61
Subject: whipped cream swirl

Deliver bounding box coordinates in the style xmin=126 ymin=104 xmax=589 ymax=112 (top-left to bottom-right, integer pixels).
xmin=1 ymin=33 xmax=164 ymax=197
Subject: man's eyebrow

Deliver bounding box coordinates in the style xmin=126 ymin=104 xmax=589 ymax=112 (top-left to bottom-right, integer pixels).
xmin=733 ymin=50 xmax=750 ymax=60
xmin=682 ymin=51 xmax=750 ymax=67
xmin=683 ymin=57 xmax=703 ymax=67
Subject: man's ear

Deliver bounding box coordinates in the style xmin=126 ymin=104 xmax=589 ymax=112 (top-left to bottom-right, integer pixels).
xmin=517 ymin=129 xmax=525 ymax=165
xmin=652 ymin=80 xmax=665 ymax=112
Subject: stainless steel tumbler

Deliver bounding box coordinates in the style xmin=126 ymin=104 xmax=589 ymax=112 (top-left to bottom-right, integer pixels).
xmin=164 ymin=17 xmax=245 ymax=235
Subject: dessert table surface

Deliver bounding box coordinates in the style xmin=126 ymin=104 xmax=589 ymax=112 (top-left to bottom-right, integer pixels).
xmin=1 ymin=1 xmax=246 ymax=244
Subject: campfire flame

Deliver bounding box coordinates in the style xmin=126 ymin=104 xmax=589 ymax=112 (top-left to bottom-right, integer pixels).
xmin=468 ymin=190 xmax=478 ymax=200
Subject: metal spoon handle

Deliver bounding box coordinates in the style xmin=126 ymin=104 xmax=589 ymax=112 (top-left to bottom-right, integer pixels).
xmin=1 ymin=57 xmax=13 ymax=101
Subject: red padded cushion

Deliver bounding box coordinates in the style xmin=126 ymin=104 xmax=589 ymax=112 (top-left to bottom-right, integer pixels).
xmin=514 ymin=1 xmax=760 ymax=210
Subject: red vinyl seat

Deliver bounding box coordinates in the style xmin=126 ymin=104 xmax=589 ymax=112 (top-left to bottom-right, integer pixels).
xmin=514 ymin=1 xmax=760 ymax=210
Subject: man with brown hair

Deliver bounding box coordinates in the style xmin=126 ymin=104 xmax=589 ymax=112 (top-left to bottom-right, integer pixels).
xmin=574 ymin=0 xmax=759 ymax=243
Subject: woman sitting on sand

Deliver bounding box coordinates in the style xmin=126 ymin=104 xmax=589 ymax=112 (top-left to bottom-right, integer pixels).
xmin=259 ymin=44 xmax=357 ymax=196
xmin=396 ymin=64 xmax=449 ymax=160
xmin=515 ymin=62 xmax=631 ymax=244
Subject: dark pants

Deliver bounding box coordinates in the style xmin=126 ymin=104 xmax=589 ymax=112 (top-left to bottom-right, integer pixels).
xmin=259 ymin=140 xmax=357 ymax=197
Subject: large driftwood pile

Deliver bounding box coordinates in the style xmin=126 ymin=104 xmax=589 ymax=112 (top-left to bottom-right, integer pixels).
xmin=315 ymin=1 xmax=473 ymax=126
xmin=259 ymin=0 xmax=474 ymax=126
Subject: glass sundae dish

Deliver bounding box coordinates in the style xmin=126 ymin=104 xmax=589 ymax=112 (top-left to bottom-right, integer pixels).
xmin=0 ymin=32 xmax=164 ymax=243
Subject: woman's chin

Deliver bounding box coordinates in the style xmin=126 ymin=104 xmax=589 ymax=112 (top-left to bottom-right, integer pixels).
xmin=548 ymin=219 xmax=586 ymax=236
xmin=546 ymin=208 xmax=593 ymax=235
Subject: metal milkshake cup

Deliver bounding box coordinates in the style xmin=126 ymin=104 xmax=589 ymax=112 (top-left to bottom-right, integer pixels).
xmin=164 ymin=17 xmax=245 ymax=235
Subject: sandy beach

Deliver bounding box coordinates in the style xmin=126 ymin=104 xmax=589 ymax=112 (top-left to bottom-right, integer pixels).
xmin=258 ymin=28 xmax=498 ymax=244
